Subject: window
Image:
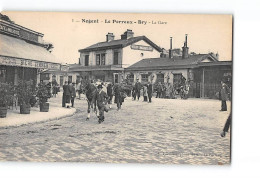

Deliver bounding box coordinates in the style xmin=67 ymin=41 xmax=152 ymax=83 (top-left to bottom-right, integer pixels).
xmin=114 ymin=52 xmax=119 ymax=65
xmin=85 ymin=55 xmax=89 ymax=66
xmin=173 ymin=73 xmax=182 ymax=84
xmin=96 ymin=54 xmax=100 ymax=65
xmin=40 ymin=73 xmax=50 ymax=81
xmin=128 ymin=74 xmax=134 ymax=83
xmin=0 ymin=68 xmax=6 ymax=83
xmin=96 ymin=53 xmax=106 ymax=66
xmin=141 ymin=74 xmax=149 ymax=82
xmin=156 ymin=74 xmax=164 ymax=83
xmin=114 ymin=73 xmax=119 ymax=84
xmin=76 ymin=75 xmax=81 ymax=84
xmin=101 ymin=53 xmax=106 ymax=65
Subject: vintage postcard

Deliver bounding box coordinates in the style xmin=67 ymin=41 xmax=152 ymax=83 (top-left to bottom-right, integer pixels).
xmin=0 ymin=12 xmax=232 ymax=164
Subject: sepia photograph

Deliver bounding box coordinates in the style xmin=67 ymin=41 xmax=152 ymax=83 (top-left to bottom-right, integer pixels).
xmin=0 ymin=11 xmax=232 ymax=165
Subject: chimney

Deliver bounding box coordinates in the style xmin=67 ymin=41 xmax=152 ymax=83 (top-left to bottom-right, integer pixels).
xmin=160 ymin=48 xmax=167 ymax=58
xmin=216 ymin=52 xmax=219 ymax=60
xmin=106 ymin=32 xmax=115 ymax=42
xmin=182 ymin=34 xmax=189 ymax=59
xmin=121 ymin=29 xmax=134 ymax=39
xmin=169 ymin=37 xmax=173 ymax=59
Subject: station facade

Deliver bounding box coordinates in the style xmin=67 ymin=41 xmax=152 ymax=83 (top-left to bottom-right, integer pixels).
xmin=0 ymin=14 xmax=61 ymax=86
xmin=69 ymin=29 xmax=162 ymax=84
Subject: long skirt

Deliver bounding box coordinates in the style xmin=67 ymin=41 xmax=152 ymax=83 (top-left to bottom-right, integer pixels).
xmin=65 ymin=95 xmax=71 ymax=103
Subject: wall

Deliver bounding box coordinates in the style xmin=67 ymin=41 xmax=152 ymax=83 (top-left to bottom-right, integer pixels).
xmin=80 ymin=48 xmax=123 ymax=66
xmin=122 ymin=40 xmax=160 ymax=68
xmin=125 ymin=68 xmax=189 ymax=84
xmin=79 ymin=40 xmax=159 ymax=68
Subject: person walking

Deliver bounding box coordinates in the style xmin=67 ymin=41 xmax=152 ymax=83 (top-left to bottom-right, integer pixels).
xmin=95 ymin=84 xmax=109 ymax=124
xmin=52 ymin=80 xmax=58 ymax=98
xmin=156 ymin=82 xmax=162 ymax=98
xmin=107 ymin=83 xmax=113 ymax=109
xmin=132 ymin=85 xmax=136 ymax=100
xmin=71 ymin=82 xmax=76 ymax=107
xmin=62 ymin=81 xmax=69 ymax=107
xmin=143 ymin=85 xmax=148 ymax=102
xmin=76 ymin=81 xmax=82 ymax=99
xmin=220 ymin=80 xmax=230 ymax=111
xmin=114 ymin=83 xmax=123 ymax=110
xmin=134 ymin=78 xmax=142 ymax=100
xmin=147 ymin=81 xmax=153 ymax=103
xmin=65 ymin=81 xmax=72 ymax=108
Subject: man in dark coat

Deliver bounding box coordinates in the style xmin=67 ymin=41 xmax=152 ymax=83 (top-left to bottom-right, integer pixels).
xmin=134 ymin=78 xmax=142 ymax=100
xmin=220 ymin=80 xmax=230 ymax=111
xmin=114 ymin=83 xmax=124 ymax=110
xmin=62 ymin=81 xmax=69 ymax=107
xmin=71 ymin=82 xmax=76 ymax=107
xmin=156 ymin=82 xmax=162 ymax=98
xmin=147 ymin=81 xmax=153 ymax=103
xmin=64 ymin=81 xmax=72 ymax=108
xmin=132 ymin=85 xmax=136 ymax=100
xmin=107 ymin=83 xmax=113 ymax=109
xmin=95 ymin=84 xmax=109 ymax=124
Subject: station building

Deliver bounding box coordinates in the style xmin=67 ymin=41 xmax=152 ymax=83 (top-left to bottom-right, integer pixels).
xmin=0 ymin=14 xmax=61 ymax=86
xmin=125 ymin=35 xmax=232 ymax=98
xmin=70 ymin=29 xmax=162 ymax=84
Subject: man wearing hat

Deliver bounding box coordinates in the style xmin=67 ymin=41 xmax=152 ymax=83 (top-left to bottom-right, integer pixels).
xmin=71 ymin=82 xmax=76 ymax=107
xmin=95 ymin=84 xmax=109 ymax=124
xmin=220 ymin=80 xmax=230 ymax=111
xmin=134 ymin=78 xmax=142 ymax=100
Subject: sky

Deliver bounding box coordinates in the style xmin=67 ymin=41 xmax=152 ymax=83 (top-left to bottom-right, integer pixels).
xmin=3 ymin=11 xmax=233 ymax=64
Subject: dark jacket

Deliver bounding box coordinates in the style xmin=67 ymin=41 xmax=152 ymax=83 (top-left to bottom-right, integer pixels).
xmin=114 ymin=84 xmax=122 ymax=96
xmin=96 ymin=90 xmax=108 ymax=107
xmin=220 ymin=83 xmax=230 ymax=101
xmin=107 ymin=84 xmax=113 ymax=96
xmin=147 ymin=84 xmax=153 ymax=94
xmin=63 ymin=84 xmax=70 ymax=95
xmin=135 ymin=82 xmax=142 ymax=91
xmin=157 ymin=84 xmax=162 ymax=92
xmin=71 ymin=86 xmax=76 ymax=98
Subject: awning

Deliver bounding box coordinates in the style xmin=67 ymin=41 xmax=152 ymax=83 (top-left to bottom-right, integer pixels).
xmin=0 ymin=34 xmax=61 ymax=70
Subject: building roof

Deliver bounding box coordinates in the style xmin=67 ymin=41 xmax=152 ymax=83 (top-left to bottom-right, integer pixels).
xmin=68 ymin=63 xmax=81 ymax=68
xmin=0 ymin=34 xmax=61 ymax=64
xmin=69 ymin=64 xmax=124 ymax=72
xmin=125 ymin=54 xmax=223 ymax=71
xmin=79 ymin=36 xmax=162 ymax=52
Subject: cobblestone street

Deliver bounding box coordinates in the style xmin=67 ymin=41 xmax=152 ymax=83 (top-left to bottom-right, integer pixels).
xmin=0 ymin=97 xmax=231 ymax=164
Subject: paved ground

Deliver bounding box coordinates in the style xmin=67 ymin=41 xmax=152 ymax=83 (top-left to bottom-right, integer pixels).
xmin=0 ymin=96 xmax=231 ymax=165
xmin=0 ymin=95 xmax=76 ymax=127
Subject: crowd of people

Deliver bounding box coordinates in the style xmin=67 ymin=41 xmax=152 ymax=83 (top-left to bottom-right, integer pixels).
xmin=57 ymin=76 xmax=232 ymax=133
xmin=153 ymin=81 xmax=190 ymax=100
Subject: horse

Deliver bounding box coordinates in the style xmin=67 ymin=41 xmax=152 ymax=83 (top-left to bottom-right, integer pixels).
xmin=83 ymin=81 xmax=97 ymax=120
